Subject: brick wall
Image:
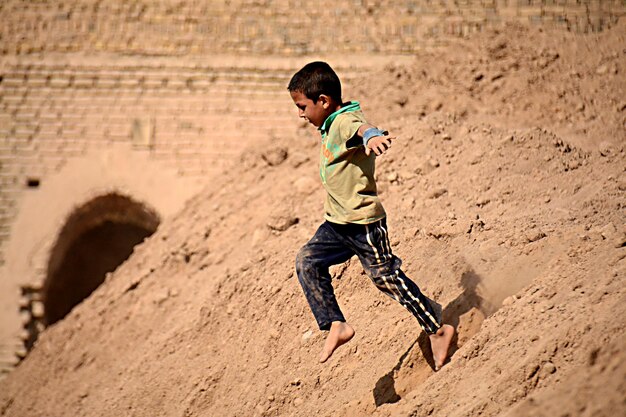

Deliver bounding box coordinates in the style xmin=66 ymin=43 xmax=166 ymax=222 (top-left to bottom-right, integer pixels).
xmin=1 ymin=1 xmax=624 ymax=56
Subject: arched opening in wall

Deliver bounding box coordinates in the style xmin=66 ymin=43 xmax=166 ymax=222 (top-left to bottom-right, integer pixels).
xmin=40 ymin=193 xmax=160 ymax=329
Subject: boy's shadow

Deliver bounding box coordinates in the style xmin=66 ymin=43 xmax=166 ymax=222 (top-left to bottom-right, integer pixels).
xmin=373 ymin=269 xmax=492 ymax=406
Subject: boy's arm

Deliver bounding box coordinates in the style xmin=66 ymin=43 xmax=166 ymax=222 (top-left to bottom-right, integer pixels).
xmin=357 ymin=124 xmax=394 ymax=156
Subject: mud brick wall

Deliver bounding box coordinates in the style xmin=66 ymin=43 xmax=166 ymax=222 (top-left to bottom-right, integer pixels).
xmin=1 ymin=1 xmax=625 ymax=56
xmin=0 ymin=60 xmax=301 ymax=247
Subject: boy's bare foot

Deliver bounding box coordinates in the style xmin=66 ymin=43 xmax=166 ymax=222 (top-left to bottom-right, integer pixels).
xmin=319 ymin=321 xmax=355 ymax=363
xmin=429 ymin=324 xmax=455 ymax=371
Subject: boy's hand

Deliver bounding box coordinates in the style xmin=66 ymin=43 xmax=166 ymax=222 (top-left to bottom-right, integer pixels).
xmin=365 ymin=135 xmax=394 ymax=156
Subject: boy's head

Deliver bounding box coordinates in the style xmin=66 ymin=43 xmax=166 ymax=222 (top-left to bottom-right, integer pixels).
xmin=288 ymin=61 xmax=342 ymax=128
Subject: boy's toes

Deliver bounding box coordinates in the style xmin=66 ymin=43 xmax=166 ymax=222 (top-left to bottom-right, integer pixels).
xmin=433 ymin=356 xmax=443 ymax=371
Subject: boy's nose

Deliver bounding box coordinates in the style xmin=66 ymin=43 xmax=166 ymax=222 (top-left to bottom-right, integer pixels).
xmin=298 ymin=109 xmax=305 ymax=118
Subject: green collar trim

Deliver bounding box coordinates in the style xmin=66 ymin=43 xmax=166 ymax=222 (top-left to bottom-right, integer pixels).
xmin=318 ymin=101 xmax=361 ymax=137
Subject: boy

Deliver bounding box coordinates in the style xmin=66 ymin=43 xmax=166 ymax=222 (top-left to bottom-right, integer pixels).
xmin=288 ymin=61 xmax=454 ymax=370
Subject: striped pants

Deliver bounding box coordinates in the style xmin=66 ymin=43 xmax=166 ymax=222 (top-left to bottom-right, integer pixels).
xmin=295 ymin=218 xmax=442 ymax=333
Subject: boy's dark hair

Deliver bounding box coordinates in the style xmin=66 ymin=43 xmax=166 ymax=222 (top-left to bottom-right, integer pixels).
xmin=287 ymin=61 xmax=342 ymax=103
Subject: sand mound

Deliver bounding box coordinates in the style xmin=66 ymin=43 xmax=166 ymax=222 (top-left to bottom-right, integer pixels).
xmin=1 ymin=22 xmax=624 ymax=417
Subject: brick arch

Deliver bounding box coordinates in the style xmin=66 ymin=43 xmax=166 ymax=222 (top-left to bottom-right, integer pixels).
xmin=0 ymin=146 xmax=202 ymax=372
xmin=43 ymin=193 xmax=160 ymax=326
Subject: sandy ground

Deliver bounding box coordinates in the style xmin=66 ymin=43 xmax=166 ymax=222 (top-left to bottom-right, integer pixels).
xmin=1 ymin=22 xmax=625 ymax=417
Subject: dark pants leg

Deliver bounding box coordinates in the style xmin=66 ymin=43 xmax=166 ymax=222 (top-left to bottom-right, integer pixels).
xmin=344 ymin=219 xmax=442 ymax=334
xmin=295 ymin=222 xmax=354 ymax=330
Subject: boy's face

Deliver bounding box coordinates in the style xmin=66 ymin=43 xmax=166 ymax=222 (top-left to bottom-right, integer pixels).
xmin=290 ymin=91 xmax=333 ymax=128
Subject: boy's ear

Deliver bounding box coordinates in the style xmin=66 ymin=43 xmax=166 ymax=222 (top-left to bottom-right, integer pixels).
xmin=318 ymin=94 xmax=331 ymax=109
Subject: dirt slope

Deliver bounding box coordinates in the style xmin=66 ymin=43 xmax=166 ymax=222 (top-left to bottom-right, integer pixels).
xmin=1 ymin=22 xmax=625 ymax=417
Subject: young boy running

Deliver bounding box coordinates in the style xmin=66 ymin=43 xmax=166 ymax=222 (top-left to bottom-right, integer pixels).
xmin=288 ymin=61 xmax=455 ymax=369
